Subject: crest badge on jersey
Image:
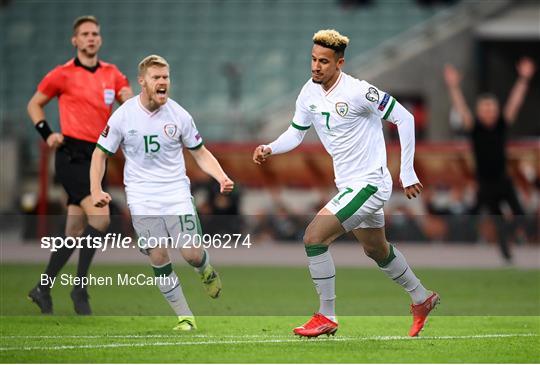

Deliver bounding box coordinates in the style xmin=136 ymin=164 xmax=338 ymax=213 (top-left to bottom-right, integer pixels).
xmin=103 ymin=89 xmax=115 ymax=105
xmin=164 ymin=124 xmax=178 ymax=139
xmin=365 ymin=87 xmax=379 ymax=103
xmin=335 ymin=102 xmax=349 ymax=117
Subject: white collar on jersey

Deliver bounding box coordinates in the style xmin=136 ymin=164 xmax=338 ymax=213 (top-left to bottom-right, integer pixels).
xmin=137 ymin=94 xmax=162 ymax=116
xmin=321 ymin=71 xmax=343 ymax=96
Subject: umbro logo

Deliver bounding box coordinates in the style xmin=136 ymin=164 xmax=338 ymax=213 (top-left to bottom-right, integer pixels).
xmin=309 ymin=104 xmax=318 ymax=112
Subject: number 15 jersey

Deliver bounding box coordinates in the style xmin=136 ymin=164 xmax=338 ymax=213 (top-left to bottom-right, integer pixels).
xmin=97 ymin=95 xmax=203 ymax=206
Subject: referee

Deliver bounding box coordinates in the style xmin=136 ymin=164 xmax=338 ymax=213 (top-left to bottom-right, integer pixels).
xmin=27 ymin=16 xmax=133 ymax=314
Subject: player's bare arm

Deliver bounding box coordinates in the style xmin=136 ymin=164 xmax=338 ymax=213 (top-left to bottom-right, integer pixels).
xmin=252 ymin=145 xmax=272 ymax=165
xmin=504 ymin=57 xmax=535 ymax=124
xmin=27 ymin=91 xmax=64 ymax=149
xmin=189 ymin=145 xmax=234 ymax=194
xmin=443 ymin=64 xmax=474 ymax=130
xmin=89 ymin=148 xmax=112 ymax=207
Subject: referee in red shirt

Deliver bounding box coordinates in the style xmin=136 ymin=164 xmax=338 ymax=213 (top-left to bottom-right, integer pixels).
xmin=27 ymin=16 xmax=133 ymax=315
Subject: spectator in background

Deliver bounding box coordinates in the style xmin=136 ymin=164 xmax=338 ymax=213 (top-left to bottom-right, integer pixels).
xmin=222 ymin=62 xmax=242 ymax=108
xmin=26 ymin=15 xmax=133 ymax=314
xmin=443 ymin=58 xmax=536 ymax=263
xmin=251 ymin=188 xmax=305 ymax=242
xmin=386 ymin=97 xmax=427 ymax=141
xmin=193 ymin=176 xmax=243 ymax=235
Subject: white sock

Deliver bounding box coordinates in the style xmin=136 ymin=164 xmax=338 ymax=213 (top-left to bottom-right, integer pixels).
xmin=378 ymin=244 xmax=429 ymax=305
xmin=156 ymin=270 xmax=192 ymax=316
xmin=193 ymin=249 xmax=209 ymax=275
xmin=307 ymin=247 xmax=336 ymax=322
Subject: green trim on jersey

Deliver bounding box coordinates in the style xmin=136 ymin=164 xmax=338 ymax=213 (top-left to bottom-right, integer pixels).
xmin=96 ymin=143 xmax=113 ymax=156
xmin=335 ymin=184 xmax=378 ymax=223
xmin=291 ymin=121 xmax=310 ymax=131
xmin=187 ymin=141 xmax=204 ymax=150
xmin=382 ymin=98 xmax=396 ymax=120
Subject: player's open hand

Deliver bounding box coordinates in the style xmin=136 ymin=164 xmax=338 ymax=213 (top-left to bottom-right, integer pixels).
xmin=46 ymin=133 xmax=64 ymax=149
xmin=403 ymin=182 xmax=423 ymax=199
xmin=219 ymin=177 xmax=235 ymax=194
xmin=92 ymin=190 xmax=112 ymax=208
xmin=253 ymin=145 xmax=272 ymax=165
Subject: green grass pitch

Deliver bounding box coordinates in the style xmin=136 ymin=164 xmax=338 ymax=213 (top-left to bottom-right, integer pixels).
xmin=1 ymin=264 xmax=539 ymax=363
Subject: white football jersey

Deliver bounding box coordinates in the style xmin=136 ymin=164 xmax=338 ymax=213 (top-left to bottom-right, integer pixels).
xmin=293 ymin=72 xmax=396 ymax=189
xmin=97 ymin=95 xmax=203 ymax=206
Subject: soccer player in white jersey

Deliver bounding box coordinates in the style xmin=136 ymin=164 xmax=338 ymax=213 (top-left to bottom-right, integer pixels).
xmin=253 ymin=30 xmax=439 ymax=337
xmin=90 ymin=55 xmax=234 ymax=330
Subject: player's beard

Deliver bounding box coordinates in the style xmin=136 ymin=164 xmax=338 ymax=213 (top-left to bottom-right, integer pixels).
xmin=154 ymin=93 xmax=168 ymax=105
xmin=150 ymin=88 xmax=168 ymax=106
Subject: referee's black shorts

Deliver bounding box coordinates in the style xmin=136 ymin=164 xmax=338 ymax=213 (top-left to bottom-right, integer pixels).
xmin=54 ymin=136 xmax=105 ymax=206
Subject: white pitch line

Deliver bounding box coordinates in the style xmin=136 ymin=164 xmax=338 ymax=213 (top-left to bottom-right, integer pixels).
xmin=1 ymin=334 xmax=292 ymax=339
xmin=0 ymin=333 xmax=536 ymax=352
xmin=370 ymin=334 xmax=539 ymax=341
xmin=0 ymin=338 xmax=345 ymax=351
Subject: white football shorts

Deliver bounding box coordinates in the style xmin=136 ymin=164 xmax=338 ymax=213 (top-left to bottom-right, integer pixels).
xmin=129 ymin=199 xmax=200 ymax=254
xmin=324 ymin=172 xmax=392 ymax=232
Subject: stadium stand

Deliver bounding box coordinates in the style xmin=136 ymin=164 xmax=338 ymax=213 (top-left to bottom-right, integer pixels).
xmin=2 ymin=0 xmax=451 ymax=143
xmin=1 ymin=1 xmax=537 ymax=245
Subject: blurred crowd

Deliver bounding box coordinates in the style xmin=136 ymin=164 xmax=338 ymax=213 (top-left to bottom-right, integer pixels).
xmin=191 ymin=176 xmax=538 ymax=245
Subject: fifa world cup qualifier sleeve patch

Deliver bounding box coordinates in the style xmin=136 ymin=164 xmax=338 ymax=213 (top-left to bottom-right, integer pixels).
xmin=365 ymin=87 xmax=379 ymax=103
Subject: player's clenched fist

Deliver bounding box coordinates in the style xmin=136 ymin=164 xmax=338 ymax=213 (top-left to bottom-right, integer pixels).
xmin=92 ymin=190 xmax=112 ymax=207
xmin=219 ymin=177 xmax=235 ymax=194
xmin=252 ymin=145 xmax=272 ymax=165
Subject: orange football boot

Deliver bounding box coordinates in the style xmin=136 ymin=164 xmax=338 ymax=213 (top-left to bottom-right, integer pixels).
xmin=409 ymin=292 xmax=440 ymax=337
xmin=293 ymin=313 xmax=338 ymax=338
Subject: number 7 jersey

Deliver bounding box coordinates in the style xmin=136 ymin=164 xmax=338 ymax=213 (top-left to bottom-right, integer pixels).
xmin=97 ymin=95 xmax=203 ymax=205
xmin=292 ymin=72 xmax=397 ymax=190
